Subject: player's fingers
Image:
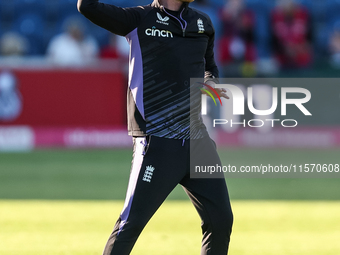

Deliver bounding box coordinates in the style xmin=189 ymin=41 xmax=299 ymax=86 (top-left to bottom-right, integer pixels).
xmin=215 ymin=88 xmax=226 ymax=94
xmin=221 ymin=93 xmax=229 ymax=99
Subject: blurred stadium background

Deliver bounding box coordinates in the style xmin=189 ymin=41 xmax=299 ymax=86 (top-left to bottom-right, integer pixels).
xmin=1 ymin=0 xmax=340 ymax=64
xmin=0 ymin=0 xmax=340 ymax=254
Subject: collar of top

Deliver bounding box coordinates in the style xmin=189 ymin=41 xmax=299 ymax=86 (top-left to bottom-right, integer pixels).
xmin=151 ymin=0 xmax=189 ymax=12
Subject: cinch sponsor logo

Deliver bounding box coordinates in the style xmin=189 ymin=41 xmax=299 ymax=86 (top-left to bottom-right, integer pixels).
xmin=145 ymin=26 xmax=173 ymax=38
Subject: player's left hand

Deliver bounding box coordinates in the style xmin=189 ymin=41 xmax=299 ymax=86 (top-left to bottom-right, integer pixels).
xmin=203 ymin=80 xmax=229 ymax=100
xmin=214 ymin=87 xmax=229 ymax=99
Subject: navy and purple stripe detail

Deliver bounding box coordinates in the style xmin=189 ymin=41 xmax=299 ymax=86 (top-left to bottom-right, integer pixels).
xmin=117 ymin=137 xmax=146 ymax=235
xmin=126 ymin=28 xmax=145 ymax=120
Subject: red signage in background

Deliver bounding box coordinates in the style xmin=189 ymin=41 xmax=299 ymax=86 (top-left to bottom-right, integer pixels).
xmin=0 ymin=68 xmax=126 ymax=127
xmin=0 ymin=66 xmax=133 ymax=150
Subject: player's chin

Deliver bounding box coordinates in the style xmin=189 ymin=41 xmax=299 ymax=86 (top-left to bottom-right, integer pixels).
xmin=180 ymin=0 xmax=195 ymax=2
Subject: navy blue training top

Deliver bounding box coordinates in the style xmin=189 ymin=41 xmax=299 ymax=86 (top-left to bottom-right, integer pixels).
xmin=78 ymin=0 xmax=219 ymax=139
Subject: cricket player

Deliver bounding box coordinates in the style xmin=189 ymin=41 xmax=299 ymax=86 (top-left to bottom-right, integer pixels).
xmin=77 ymin=0 xmax=233 ymax=254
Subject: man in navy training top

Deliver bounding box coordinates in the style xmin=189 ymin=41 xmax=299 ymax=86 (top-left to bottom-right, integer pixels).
xmin=78 ymin=0 xmax=233 ymax=254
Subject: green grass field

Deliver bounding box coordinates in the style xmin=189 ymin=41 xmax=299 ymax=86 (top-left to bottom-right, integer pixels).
xmin=1 ymin=200 xmax=340 ymax=255
xmin=1 ymin=148 xmax=340 ymax=200
xmin=0 ymin=148 xmax=340 ymax=254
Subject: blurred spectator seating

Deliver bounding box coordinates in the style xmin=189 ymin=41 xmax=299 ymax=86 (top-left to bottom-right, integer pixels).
xmin=245 ymin=0 xmax=272 ymax=59
xmin=0 ymin=0 xmax=20 ymax=26
xmin=218 ymin=0 xmax=257 ymax=76
xmin=329 ymin=24 xmax=340 ymax=68
xmin=13 ymin=13 xmax=45 ymax=55
xmin=46 ymin=16 xmax=99 ymax=66
xmin=0 ymin=32 xmax=29 ymax=56
xmin=271 ymin=0 xmax=313 ymax=69
xmin=100 ymin=34 xmax=121 ymax=60
xmin=100 ymin=33 xmax=130 ymax=61
xmin=0 ymin=0 xmax=338 ymax=66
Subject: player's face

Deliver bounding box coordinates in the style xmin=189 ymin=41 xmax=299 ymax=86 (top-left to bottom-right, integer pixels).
xmin=180 ymin=0 xmax=195 ymax=2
